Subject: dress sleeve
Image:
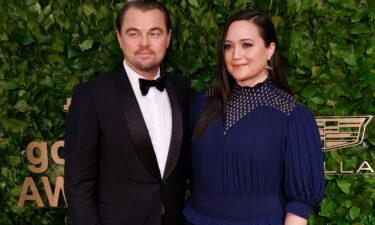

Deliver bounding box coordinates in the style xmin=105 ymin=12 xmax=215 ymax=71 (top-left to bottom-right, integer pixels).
xmin=187 ymin=90 xmax=211 ymax=185
xmin=188 ymin=90 xmax=210 ymax=137
xmin=284 ymin=104 xmax=325 ymax=220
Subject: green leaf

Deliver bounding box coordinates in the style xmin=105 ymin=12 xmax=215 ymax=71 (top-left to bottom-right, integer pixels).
xmin=351 ymin=23 xmax=370 ymax=34
xmin=341 ymin=0 xmax=357 ymax=9
xmin=0 ymin=81 xmax=18 ymax=90
xmin=8 ymin=156 xmax=21 ymax=166
xmin=14 ymin=100 xmax=30 ymax=112
xmin=83 ymin=4 xmax=96 ymax=16
xmin=79 ymin=39 xmax=94 ymax=51
xmin=10 ymin=185 xmax=22 ymax=197
xmin=68 ymin=47 xmax=81 ymax=59
xmin=301 ymin=85 xmax=321 ymax=99
xmin=329 ymin=42 xmax=341 ymax=58
xmin=320 ymin=199 xmax=336 ymax=217
xmin=0 ymin=33 xmax=9 ymax=41
xmin=337 ymin=179 xmax=351 ymax=194
xmin=181 ymin=0 xmax=187 ymax=8
xmin=40 ymin=75 xmax=53 ymax=87
xmin=324 ymin=83 xmax=346 ymax=99
xmin=189 ymin=0 xmax=199 ymax=8
xmin=1 ymin=167 xmax=8 ymax=177
xmin=28 ymin=2 xmax=42 ymax=13
xmin=0 ymin=138 xmax=10 ymax=149
xmin=271 ymin=16 xmax=284 ymax=29
xmin=351 ymin=7 xmax=367 ymax=23
xmin=343 ymin=50 xmax=357 ymax=66
xmin=9 ymin=27 xmax=34 ymax=45
xmin=349 ymin=206 xmax=360 ymax=220
xmin=311 ymin=97 xmax=324 ymax=104
xmin=43 ymin=13 xmax=55 ymax=30
xmin=1 ymin=119 xmax=28 ymax=133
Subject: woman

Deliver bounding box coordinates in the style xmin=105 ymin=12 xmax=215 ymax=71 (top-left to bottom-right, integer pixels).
xmin=184 ymin=9 xmax=325 ymax=225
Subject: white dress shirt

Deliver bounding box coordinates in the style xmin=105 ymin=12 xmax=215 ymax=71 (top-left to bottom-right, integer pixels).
xmin=123 ymin=60 xmax=172 ymax=178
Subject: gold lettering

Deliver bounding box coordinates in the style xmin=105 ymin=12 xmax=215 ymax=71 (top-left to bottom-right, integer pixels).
xmin=340 ymin=161 xmax=354 ymax=174
xmin=51 ymin=141 xmax=64 ymax=165
xmin=324 ymin=162 xmax=337 ymax=174
xmin=42 ymin=176 xmax=66 ymax=207
xmin=26 ymin=142 xmax=48 ymax=173
xmin=356 ymin=161 xmax=375 ymax=173
xmin=18 ymin=177 xmax=44 ymax=207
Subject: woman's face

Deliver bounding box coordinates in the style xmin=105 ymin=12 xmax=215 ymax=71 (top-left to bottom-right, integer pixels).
xmin=224 ymin=20 xmax=275 ymax=87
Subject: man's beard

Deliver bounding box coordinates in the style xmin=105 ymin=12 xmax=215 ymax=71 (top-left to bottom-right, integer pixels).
xmin=133 ymin=48 xmax=159 ymax=72
xmin=133 ymin=60 xmax=159 ymax=72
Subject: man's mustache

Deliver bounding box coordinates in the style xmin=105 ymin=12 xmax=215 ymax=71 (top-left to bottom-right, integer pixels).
xmin=135 ymin=48 xmax=155 ymax=55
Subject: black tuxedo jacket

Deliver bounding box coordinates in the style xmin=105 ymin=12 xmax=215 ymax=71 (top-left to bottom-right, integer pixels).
xmin=64 ymin=64 xmax=190 ymax=225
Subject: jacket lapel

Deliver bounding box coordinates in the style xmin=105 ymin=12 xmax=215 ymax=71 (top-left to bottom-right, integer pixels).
xmin=163 ymin=72 xmax=183 ymax=179
xmin=113 ymin=65 xmax=161 ymax=179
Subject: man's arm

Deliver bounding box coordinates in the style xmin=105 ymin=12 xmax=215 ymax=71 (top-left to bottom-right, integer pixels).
xmin=64 ymin=83 xmax=100 ymax=225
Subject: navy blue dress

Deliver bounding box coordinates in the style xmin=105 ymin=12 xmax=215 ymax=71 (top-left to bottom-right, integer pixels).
xmin=183 ymin=79 xmax=325 ymax=225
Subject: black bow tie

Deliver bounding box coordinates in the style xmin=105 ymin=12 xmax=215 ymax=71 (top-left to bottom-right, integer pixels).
xmin=139 ymin=76 xmax=166 ymax=96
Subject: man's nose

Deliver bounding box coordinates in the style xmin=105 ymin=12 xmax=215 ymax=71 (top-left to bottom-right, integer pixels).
xmin=139 ymin=35 xmax=150 ymax=47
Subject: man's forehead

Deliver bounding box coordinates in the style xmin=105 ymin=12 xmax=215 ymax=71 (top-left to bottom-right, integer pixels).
xmin=122 ymin=8 xmax=167 ymax=30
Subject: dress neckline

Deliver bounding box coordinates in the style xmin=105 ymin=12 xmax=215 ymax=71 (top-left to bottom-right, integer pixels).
xmin=233 ymin=75 xmax=272 ymax=91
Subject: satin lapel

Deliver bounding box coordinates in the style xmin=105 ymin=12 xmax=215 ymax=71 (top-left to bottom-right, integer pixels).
xmin=113 ymin=65 xmax=161 ymax=179
xmin=163 ymin=72 xmax=183 ymax=179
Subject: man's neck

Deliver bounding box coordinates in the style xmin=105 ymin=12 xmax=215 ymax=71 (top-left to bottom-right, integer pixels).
xmin=138 ymin=70 xmax=158 ymax=80
xmin=125 ymin=62 xmax=159 ymax=80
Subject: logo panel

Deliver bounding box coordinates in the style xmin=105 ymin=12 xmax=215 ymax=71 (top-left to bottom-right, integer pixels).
xmin=316 ymin=116 xmax=373 ymax=151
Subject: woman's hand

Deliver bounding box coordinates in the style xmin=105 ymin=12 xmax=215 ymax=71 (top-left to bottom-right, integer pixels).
xmin=284 ymin=212 xmax=308 ymax=225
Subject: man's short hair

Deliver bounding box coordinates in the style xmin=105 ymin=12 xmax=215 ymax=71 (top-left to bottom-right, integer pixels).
xmin=116 ymin=0 xmax=171 ymax=31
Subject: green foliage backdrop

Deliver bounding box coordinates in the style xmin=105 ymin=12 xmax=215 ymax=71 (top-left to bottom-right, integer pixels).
xmin=0 ymin=0 xmax=374 ymax=224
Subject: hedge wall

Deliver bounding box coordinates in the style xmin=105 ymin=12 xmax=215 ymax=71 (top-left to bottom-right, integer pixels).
xmin=0 ymin=0 xmax=374 ymax=224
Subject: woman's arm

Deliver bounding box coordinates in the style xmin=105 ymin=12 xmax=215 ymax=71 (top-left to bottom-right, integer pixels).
xmin=284 ymin=212 xmax=308 ymax=225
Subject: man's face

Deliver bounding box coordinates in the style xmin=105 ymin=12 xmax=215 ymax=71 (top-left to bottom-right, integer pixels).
xmin=116 ymin=8 xmax=171 ymax=79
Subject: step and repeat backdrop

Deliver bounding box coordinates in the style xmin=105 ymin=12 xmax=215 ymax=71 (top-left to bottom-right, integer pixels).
xmin=1 ymin=0 xmax=375 ymax=224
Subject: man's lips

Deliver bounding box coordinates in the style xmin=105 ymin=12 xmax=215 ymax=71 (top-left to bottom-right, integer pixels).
xmin=136 ymin=51 xmax=154 ymax=59
xmin=136 ymin=50 xmax=154 ymax=55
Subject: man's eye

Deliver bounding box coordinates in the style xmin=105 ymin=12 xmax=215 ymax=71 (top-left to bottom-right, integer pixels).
xmin=128 ymin=32 xmax=138 ymax=37
xmin=150 ymin=32 xmax=161 ymax=38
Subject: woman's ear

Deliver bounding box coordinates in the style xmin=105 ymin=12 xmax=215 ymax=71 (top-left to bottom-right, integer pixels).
xmin=267 ymin=42 xmax=276 ymax=60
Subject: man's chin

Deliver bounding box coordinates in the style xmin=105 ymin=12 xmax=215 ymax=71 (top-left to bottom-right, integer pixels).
xmin=135 ymin=63 xmax=159 ymax=73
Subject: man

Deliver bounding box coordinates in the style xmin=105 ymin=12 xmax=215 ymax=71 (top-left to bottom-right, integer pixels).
xmin=64 ymin=1 xmax=190 ymax=225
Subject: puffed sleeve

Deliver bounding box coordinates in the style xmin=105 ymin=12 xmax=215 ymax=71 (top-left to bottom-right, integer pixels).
xmin=284 ymin=104 xmax=325 ymax=220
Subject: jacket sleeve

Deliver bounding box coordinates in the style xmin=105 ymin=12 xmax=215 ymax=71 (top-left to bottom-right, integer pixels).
xmin=64 ymin=83 xmax=101 ymax=225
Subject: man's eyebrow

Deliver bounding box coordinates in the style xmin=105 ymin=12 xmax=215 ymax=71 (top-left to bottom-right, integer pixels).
xmin=125 ymin=28 xmax=139 ymax=33
xmin=149 ymin=27 xmax=164 ymax=33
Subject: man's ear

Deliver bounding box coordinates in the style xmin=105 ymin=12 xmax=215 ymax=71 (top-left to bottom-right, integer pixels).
xmin=167 ymin=29 xmax=172 ymax=48
xmin=116 ymin=30 xmax=123 ymax=49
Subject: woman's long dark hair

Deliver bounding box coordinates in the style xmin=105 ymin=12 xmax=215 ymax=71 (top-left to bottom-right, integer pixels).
xmin=193 ymin=9 xmax=293 ymax=140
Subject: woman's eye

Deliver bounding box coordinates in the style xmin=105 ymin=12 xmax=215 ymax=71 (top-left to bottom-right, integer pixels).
xmin=224 ymin=44 xmax=232 ymax=49
xmin=243 ymin=43 xmax=253 ymax=48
